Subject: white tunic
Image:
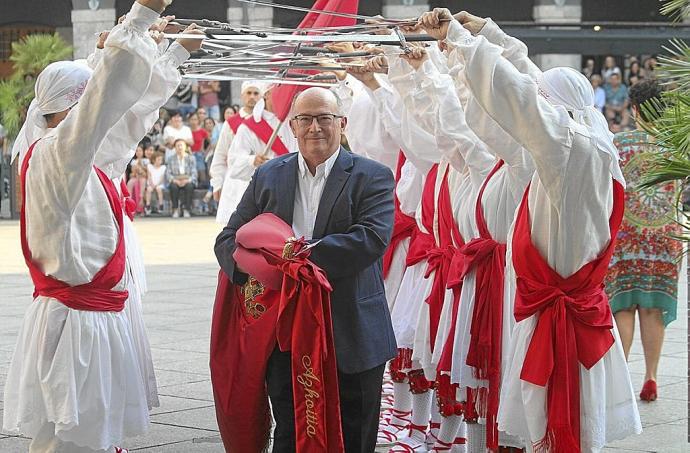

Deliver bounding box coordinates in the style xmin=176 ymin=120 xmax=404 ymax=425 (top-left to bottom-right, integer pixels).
xmin=446 ymin=19 xmax=640 ymax=451
xmin=3 ymin=4 xmax=185 ymax=450
xmin=213 ymin=110 xmax=298 ymax=225
xmin=209 ymin=108 xmax=251 ymax=224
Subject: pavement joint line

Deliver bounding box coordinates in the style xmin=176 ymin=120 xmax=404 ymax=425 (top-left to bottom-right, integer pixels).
xmin=157 ymin=379 xmax=210 ymax=388
xmin=150 ymin=404 xmax=216 ymax=416
xmin=149 ymin=421 xmax=219 ymax=433
xmin=156 ymin=393 xmax=214 ymax=402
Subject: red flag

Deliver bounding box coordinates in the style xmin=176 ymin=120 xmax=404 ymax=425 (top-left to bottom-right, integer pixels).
xmin=271 ymin=0 xmax=359 ymax=121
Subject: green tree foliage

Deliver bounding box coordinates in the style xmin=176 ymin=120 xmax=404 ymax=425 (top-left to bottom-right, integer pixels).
xmin=639 ymin=0 xmax=690 ymax=242
xmin=0 ymin=33 xmax=72 ymax=139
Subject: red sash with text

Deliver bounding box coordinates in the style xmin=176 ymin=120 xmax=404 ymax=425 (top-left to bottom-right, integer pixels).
xmin=242 ymin=117 xmax=290 ymax=156
xmin=210 ymin=219 xmax=343 ymax=453
xmin=20 ymin=141 xmax=128 ymax=312
xmin=512 ymin=180 xmax=624 ymax=453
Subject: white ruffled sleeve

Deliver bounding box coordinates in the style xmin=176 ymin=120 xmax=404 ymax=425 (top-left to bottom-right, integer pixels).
xmin=96 ymin=41 xmax=189 ymax=178
xmin=446 ymin=19 xmax=572 ymax=204
xmin=369 ymin=77 xmax=437 ymax=174
xmin=38 ymin=1 xmax=161 ymax=213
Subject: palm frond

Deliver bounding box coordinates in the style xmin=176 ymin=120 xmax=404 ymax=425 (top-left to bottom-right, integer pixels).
xmin=660 ymin=0 xmax=690 ymax=21
xmin=9 ymin=33 xmax=72 ymax=76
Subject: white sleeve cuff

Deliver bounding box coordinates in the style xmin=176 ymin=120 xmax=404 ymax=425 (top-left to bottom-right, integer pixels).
xmin=126 ymin=2 xmax=161 ymax=34
xmin=166 ymin=41 xmax=191 ymax=67
xmin=477 ymin=18 xmax=506 ymax=47
xmin=446 ymin=19 xmax=474 ymax=47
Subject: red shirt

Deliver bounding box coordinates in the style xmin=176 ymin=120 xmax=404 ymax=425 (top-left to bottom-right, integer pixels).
xmin=191 ymin=128 xmax=209 ymax=152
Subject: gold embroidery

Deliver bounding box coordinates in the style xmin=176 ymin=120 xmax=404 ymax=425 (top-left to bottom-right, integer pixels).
xmin=296 ymin=355 xmax=321 ymax=438
xmin=243 ymin=276 xmax=266 ymax=319
xmin=282 ymin=237 xmax=298 ymax=259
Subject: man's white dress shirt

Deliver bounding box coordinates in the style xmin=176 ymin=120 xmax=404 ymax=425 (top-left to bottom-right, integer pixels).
xmin=292 ymin=149 xmax=340 ymax=240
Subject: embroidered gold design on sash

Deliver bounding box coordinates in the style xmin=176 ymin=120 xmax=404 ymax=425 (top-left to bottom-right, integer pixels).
xmin=243 ymin=276 xmax=266 ymax=319
xmin=282 ymin=237 xmax=298 ymax=259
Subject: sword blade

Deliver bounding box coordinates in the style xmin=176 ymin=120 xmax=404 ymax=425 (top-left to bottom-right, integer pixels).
xmin=237 ymin=0 xmax=374 ymax=22
xmin=165 ymin=32 xmax=435 ymax=43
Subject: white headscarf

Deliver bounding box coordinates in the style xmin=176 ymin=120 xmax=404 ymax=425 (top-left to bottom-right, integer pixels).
xmin=537 ymin=66 xmax=625 ymax=185
xmin=241 ymin=80 xmax=264 ymax=95
xmin=11 ymin=60 xmax=93 ymax=166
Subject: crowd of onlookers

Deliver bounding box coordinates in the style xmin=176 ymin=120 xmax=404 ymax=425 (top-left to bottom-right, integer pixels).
xmin=124 ymin=78 xmax=238 ymax=218
xmin=583 ymin=55 xmax=658 ymax=133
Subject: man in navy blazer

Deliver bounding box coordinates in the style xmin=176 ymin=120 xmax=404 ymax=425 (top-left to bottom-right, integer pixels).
xmin=215 ymin=87 xmax=397 ymax=453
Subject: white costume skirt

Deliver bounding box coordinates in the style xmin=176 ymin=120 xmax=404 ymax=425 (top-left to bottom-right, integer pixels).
xmin=384 ymin=237 xmax=410 ymax=311
xmin=450 ymin=269 xmax=515 ymax=390
xmin=413 ymin=279 xmax=454 ymax=381
xmin=3 ymin=297 xmax=151 ymax=450
xmin=390 ymin=261 xmax=433 ymax=349
xmin=215 ymin=176 xmax=250 ymax=225
xmin=497 ymin=313 xmax=642 ymax=452
xmin=123 ymin=216 xmax=147 ymax=295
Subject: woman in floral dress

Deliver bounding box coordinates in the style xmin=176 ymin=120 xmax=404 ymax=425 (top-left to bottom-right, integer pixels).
xmin=606 ymin=79 xmax=682 ymax=401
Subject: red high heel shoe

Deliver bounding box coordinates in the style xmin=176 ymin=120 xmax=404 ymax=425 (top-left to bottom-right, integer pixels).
xmin=640 ymin=379 xmax=657 ymax=401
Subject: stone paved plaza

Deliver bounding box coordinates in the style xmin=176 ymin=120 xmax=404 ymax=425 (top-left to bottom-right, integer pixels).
xmin=0 ymin=217 xmax=687 ymax=452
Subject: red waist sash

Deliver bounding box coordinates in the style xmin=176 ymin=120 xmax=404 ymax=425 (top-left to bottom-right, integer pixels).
xmin=424 ymin=165 xmax=463 ymax=351
xmin=457 ymin=160 xmax=506 ymax=450
xmin=512 ymin=179 xmax=624 ymax=453
xmin=384 ymin=210 xmax=416 ymax=278
xmin=120 ymin=179 xmax=136 ymax=221
xmin=20 ymin=140 xmax=128 ymax=312
xmin=383 ymin=151 xmax=416 ymax=278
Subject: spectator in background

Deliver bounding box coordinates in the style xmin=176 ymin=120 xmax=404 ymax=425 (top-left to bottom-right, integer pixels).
xmin=166 ymin=138 xmax=197 ymax=218
xmin=163 ymin=111 xmax=193 ymax=158
xmin=606 ymin=79 xmax=681 ymax=403
xmin=627 ymin=60 xmax=643 ymax=86
xmin=189 ymin=112 xmax=209 ymax=187
xmin=605 ymin=69 xmax=631 ymax=128
xmin=602 ymin=55 xmax=621 ymax=80
xmin=643 ymin=56 xmax=657 ymax=79
xmin=213 ymin=106 xmax=234 ymax=147
xmin=196 ymin=106 xmax=207 ymax=124
xmin=165 ymin=78 xmax=196 ymax=117
xmin=127 ymin=143 xmax=149 ymax=216
xmin=148 ymin=117 xmax=165 ymax=149
xmin=198 ymin=80 xmax=221 ymax=121
xmin=189 ymin=113 xmax=208 ymax=153
xmin=582 ymin=58 xmax=595 ymax=79
xmin=145 ymin=152 xmax=166 ymax=215
xmin=203 ymin=117 xmax=216 ymax=150
xmin=591 ymin=74 xmax=606 ymax=112
xmin=144 ymin=142 xmax=156 ymax=163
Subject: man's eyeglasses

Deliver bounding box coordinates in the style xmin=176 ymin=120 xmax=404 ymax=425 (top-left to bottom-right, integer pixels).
xmin=291 ymin=114 xmax=342 ymax=128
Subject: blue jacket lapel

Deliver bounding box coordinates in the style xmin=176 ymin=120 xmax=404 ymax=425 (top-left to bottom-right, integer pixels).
xmin=275 ymin=154 xmax=298 ymax=225
xmin=312 ymin=148 xmax=353 ymax=239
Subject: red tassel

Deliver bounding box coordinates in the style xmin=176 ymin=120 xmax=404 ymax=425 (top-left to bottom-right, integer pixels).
xmin=532 ymin=427 xmax=580 ymax=453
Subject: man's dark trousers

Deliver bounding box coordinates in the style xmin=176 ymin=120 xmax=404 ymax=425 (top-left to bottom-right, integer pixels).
xmin=267 ymin=348 xmax=385 ymax=453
